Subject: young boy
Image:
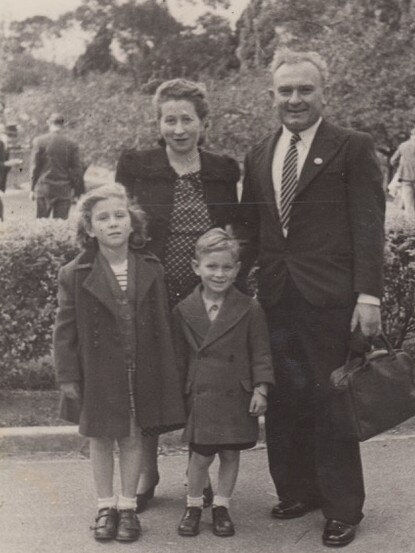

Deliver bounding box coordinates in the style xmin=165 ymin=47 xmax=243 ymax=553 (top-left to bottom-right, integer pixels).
xmin=172 ymin=228 xmax=275 ymax=538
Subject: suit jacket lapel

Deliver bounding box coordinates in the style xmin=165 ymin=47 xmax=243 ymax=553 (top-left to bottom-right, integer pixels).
xmin=296 ymin=120 xmax=347 ymax=197
xmin=257 ymin=130 xmax=281 ymax=222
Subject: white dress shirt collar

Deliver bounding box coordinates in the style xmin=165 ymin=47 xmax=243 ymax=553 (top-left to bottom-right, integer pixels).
xmin=280 ymin=116 xmax=323 ymax=148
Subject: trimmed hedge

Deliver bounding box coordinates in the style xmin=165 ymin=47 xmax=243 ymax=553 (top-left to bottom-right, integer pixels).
xmin=0 ymin=219 xmax=79 ymax=387
xmin=0 ymin=212 xmax=414 ymax=389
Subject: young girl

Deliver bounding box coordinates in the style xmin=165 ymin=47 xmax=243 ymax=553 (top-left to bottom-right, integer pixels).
xmin=53 ymin=183 xmax=185 ymax=542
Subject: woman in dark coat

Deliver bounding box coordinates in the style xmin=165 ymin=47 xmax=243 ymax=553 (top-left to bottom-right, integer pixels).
xmin=115 ymin=78 xmax=240 ymax=510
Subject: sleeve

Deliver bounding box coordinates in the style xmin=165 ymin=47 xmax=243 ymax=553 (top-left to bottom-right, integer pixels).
xmin=171 ymin=308 xmax=190 ymax=393
xmin=248 ymin=302 xmax=275 ymax=387
xmin=53 ymin=267 xmax=82 ymax=384
xmin=30 ymin=137 xmax=43 ymax=190
xmin=235 ymin=154 xmax=261 ymax=286
xmin=346 ymin=133 xmax=385 ymax=299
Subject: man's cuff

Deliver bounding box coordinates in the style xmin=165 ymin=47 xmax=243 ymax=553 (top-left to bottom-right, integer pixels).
xmin=357 ymin=293 xmax=380 ymax=306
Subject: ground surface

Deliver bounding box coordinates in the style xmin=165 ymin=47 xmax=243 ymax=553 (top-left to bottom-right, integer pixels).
xmin=2 ymin=441 xmax=415 ymax=553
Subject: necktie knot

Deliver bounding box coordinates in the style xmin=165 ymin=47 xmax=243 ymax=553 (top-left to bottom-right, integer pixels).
xmin=290 ymin=133 xmax=301 ymax=145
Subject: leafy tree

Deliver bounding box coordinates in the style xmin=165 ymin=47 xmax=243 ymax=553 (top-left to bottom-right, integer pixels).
xmin=73 ymin=26 xmax=117 ymax=77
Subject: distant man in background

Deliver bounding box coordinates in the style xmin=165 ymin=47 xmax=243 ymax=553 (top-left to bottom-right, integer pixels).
xmin=30 ymin=113 xmax=84 ymax=219
xmin=390 ymin=128 xmax=415 ymax=220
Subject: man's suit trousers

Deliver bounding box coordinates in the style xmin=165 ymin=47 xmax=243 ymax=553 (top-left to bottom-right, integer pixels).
xmin=264 ymin=278 xmax=364 ymax=525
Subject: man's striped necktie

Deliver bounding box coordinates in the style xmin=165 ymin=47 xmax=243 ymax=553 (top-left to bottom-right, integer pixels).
xmin=280 ymin=132 xmax=301 ymax=232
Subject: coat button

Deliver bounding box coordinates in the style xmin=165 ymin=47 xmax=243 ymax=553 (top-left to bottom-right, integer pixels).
xmin=197 ymin=352 xmax=205 ymax=360
xmin=228 ymin=354 xmax=235 ymax=362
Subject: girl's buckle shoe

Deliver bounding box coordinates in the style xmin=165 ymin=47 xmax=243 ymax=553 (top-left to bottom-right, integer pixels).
xmin=93 ymin=507 xmax=118 ymax=541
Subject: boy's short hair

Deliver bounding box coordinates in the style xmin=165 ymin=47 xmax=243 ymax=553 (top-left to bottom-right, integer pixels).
xmin=76 ymin=182 xmax=148 ymax=250
xmin=194 ymin=228 xmax=240 ymax=262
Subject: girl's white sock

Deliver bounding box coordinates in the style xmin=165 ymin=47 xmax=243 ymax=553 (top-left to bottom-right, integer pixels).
xmin=117 ymin=494 xmax=137 ymax=511
xmin=97 ymin=495 xmax=117 ymax=510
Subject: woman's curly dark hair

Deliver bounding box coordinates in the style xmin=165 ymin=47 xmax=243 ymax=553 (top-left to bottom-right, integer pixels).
xmin=76 ymin=183 xmax=148 ymax=250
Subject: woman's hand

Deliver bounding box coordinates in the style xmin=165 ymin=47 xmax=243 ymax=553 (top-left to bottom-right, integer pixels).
xmin=60 ymin=382 xmax=80 ymax=400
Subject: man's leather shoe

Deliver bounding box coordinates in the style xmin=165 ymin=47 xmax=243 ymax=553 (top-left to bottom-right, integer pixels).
xmin=178 ymin=507 xmax=202 ymax=536
xmin=322 ymin=519 xmax=356 ymax=547
xmin=93 ymin=507 xmax=118 ymax=541
xmin=115 ymin=509 xmax=141 ymax=542
xmin=212 ymin=506 xmax=235 ymax=537
xmin=271 ymin=500 xmax=319 ymax=519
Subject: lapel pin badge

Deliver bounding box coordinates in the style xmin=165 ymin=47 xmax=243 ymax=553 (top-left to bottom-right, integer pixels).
xmin=314 ymin=157 xmax=323 ymax=165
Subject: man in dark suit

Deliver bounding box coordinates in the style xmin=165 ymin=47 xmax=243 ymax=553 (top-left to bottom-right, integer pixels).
xmin=30 ymin=113 xmax=84 ymax=219
xmin=239 ymin=49 xmax=385 ymax=547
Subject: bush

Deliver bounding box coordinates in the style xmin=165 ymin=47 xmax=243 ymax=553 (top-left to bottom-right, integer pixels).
xmin=0 ymin=219 xmax=79 ymax=385
xmin=0 ymin=206 xmax=414 ymax=390
xmin=382 ymin=211 xmax=415 ymax=348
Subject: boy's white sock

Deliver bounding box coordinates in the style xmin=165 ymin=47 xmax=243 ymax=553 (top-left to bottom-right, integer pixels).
xmin=97 ymin=495 xmax=117 ymax=510
xmin=213 ymin=495 xmax=230 ymax=509
xmin=117 ymin=494 xmax=137 ymax=511
xmin=187 ymin=495 xmax=204 ymax=508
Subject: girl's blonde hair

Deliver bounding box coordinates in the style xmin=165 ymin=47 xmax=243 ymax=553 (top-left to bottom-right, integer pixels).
xmin=76 ymin=183 xmax=148 ymax=250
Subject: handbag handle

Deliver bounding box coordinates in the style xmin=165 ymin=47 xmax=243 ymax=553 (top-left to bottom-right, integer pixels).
xmin=346 ymin=333 xmax=397 ymax=364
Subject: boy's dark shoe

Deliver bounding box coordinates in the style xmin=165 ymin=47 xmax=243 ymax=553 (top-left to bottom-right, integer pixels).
xmin=212 ymin=506 xmax=235 ymax=537
xmin=115 ymin=509 xmax=141 ymax=542
xmin=322 ymin=519 xmax=356 ymax=547
xmin=178 ymin=507 xmax=202 ymax=536
xmin=271 ymin=500 xmax=319 ymax=519
xmin=93 ymin=507 xmax=118 ymax=541
xmin=203 ymin=483 xmax=214 ymax=508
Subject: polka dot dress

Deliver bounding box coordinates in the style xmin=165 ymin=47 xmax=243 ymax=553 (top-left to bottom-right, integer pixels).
xmin=164 ymin=171 xmax=212 ymax=308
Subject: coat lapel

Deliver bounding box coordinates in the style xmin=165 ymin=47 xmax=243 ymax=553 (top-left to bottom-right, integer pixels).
xmin=202 ymin=287 xmax=252 ymax=349
xmin=82 ymin=253 xmax=119 ymax=317
xmin=296 ymin=120 xmax=347 ymax=197
xmin=178 ymin=286 xmax=212 ymax=342
xmin=179 ymin=286 xmax=252 ymax=350
xmin=81 ymin=250 xmax=157 ymax=317
xmin=133 ymin=253 xmax=157 ymax=309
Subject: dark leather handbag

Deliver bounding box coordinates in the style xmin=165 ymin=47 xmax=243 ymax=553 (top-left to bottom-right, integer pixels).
xmin=329 ymin=335 xmax=415 ymax=441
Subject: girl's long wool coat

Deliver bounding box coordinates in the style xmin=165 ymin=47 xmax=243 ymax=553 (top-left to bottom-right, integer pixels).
xmin=53 ymin=248 xmax=185 ymax=438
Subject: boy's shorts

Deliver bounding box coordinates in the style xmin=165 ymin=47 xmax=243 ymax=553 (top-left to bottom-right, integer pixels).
xmin=190 ymin=441 xmax=256 ymax=457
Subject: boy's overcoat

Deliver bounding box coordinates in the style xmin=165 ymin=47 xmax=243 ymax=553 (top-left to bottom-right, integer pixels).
xmin=173 ymin=285 xmax=275 ymax=445
xmin=54 ymin=248 xmax=185 ymax=438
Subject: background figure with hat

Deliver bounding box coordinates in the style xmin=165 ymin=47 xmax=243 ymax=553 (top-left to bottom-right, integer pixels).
xmin=29 ymin=112 xmax=84 ymax=219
